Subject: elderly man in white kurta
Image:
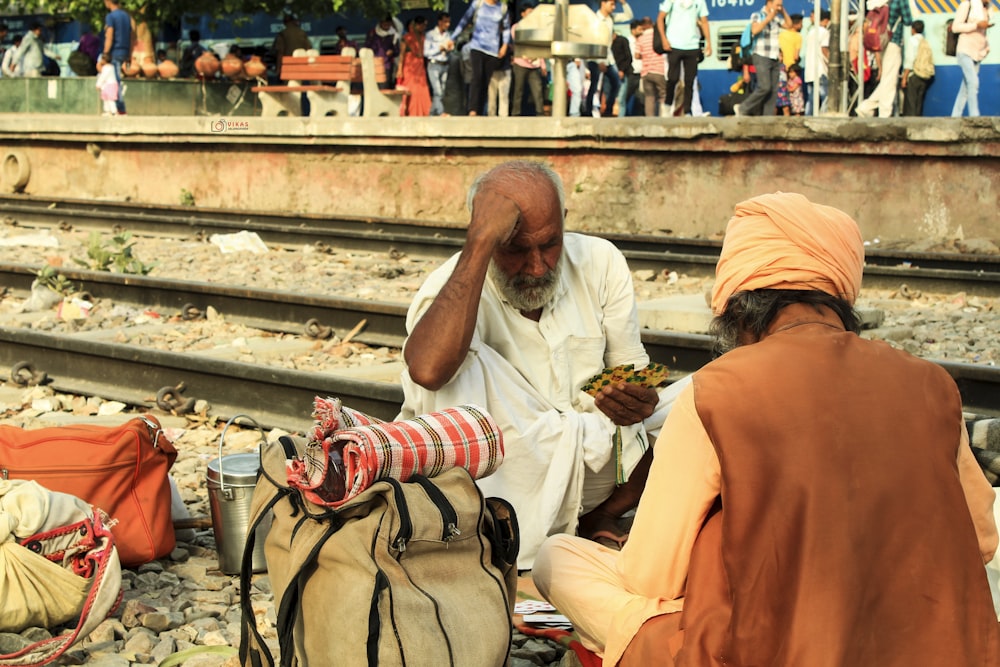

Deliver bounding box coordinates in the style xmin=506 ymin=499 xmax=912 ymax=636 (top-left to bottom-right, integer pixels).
xmin=397 ymin=160 xmax=685 ymax=569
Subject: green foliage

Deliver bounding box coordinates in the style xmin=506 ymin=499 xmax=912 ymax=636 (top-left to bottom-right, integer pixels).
xmin=74 ymin=230 xmax=158 ymax=275
xmin=35 ymin=265 xmax=77 ymax=295
xmin=28 ymin=0 xmax=450 ymax=38
xmin=179 ymin=188 xmax=196 ymax=206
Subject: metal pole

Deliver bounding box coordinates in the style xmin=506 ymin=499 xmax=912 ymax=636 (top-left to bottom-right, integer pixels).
xmin=551 ymin=0 xmax=568 ymax=118
xmin=828 ymin=0 xmax=845 ymax=113
xmin=812 ymin=0 xmax=822 ymax=115
xmin=855 ymin=0 xmax=866 ymax=112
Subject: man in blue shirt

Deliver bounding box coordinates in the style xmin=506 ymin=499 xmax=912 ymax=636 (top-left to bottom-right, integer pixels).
xmin=102 ymin=0 xmax=132 ymax=115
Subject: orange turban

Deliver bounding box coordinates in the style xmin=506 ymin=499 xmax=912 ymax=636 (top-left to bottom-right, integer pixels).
xmin=710 ymin=192 xmax=865 ymax=315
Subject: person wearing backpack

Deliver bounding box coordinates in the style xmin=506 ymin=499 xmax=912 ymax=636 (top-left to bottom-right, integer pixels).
xmin=733 ymin=0 xmax=792 ymax=116
xmin=855 ymin=0 xmax=912 ymax=117
xmin=950 ymin=0 xmax=992 ymax=117
xmin=901 ymin=20 xmax=934 ymax=116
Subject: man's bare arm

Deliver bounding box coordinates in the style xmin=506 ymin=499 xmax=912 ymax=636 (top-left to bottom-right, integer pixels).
xmin=403 ymin=190 xmax=520 ymax=390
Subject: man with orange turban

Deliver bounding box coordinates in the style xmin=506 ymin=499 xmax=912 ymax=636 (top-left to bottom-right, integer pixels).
xmin=533 ymin=192 xmax=999 ymax=667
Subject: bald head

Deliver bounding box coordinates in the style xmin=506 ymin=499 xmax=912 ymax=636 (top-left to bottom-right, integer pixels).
xmin=467 ymin=161 xmax=566 ymax=224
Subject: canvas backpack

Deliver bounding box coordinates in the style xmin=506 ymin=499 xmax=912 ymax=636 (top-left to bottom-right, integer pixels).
xmin=863 ymin=5 xmax=893 ymax=52
xmin=726 ymin=17 xmax=757 ymax=71
xmin=912 ymin=37 xmax=935 ymax=78
xmin=945 ymin=3 xmax=971 ymax=57
xmin=239 ymin=436 xmax=519 ymax=667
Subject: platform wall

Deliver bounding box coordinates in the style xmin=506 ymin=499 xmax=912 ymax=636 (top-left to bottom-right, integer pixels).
xmin=0 ymin=114 xmax=997 ymax=245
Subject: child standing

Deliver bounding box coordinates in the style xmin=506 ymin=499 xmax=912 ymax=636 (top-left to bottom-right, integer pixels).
xmin=787 ymin=63 xmax=805 ymax=115
xmin=96 ymin=58 xmax=120 ymax=116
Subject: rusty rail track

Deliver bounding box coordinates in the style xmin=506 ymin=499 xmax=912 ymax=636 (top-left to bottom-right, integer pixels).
xmin=3 ymin=195 xmax=1000 ymax=295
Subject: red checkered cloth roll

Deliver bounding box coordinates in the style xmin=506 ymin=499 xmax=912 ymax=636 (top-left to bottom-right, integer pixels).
xmin=287 ymin=397 xmax=504 ymax=508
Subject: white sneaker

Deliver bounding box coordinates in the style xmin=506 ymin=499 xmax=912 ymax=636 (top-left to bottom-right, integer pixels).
xmin=733 ymin=103 xmax=742 ymax=117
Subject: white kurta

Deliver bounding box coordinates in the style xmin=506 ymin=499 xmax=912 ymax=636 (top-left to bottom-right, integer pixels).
xmin=398 ymin=233 xmax=685 ymax=569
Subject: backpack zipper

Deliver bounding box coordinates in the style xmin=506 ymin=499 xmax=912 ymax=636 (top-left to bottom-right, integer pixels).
xmin=385 ymin=478 xmax=413 ymax=553
xmin=411 ymin=475 xmax=461 ymax=541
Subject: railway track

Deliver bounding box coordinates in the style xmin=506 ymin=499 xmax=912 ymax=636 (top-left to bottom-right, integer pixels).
xmin=0 ymin=261 xmax=997 ymax=428
xmin=4 ymin=195 xmax=1000 ymax=295
xmin=1 ymin=198 xmax=999 ymax=428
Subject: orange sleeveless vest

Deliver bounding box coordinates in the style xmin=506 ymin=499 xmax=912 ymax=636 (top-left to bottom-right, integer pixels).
xmin=676 ymin=306 xmax=1000 ymax=666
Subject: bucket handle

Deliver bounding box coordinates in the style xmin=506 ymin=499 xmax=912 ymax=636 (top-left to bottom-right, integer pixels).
xmin=217 ymin=414 xmax=265 ymax=498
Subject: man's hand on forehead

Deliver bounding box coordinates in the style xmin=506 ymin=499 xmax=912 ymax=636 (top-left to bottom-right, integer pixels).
xmin=469 ymin=186 xmax=523 ymax=248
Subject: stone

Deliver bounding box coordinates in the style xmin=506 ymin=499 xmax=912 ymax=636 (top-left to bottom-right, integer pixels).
xmin=86 ymin=618 xmax=123 ymax=644
xmin=150 ymin=635 xmax=177 ymax=664
xmin=137 ymin=561 xmax=164 ymax=574
xmin=0 ymin=633 xmax=31 ymax=654
xmin=123 ymin=628 xmax=157 ymax=655
xmin=81 ymin=655 xmax=130 ymax=667
xmin=139 ymin=611 xmax=184 ymax=633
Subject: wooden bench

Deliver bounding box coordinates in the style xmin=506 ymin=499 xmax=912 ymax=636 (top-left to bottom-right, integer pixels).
xmin=357 ymin=48 xmax=408 ymax=118
xmin=251 ymin=52 xmax=354 ymax=117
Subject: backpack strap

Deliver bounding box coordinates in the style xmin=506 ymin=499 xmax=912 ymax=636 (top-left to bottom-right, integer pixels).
xmin=238 ymin=436 xmax=311 ymax=667
xmin=274 ymin=517 xmax=343 ymax=667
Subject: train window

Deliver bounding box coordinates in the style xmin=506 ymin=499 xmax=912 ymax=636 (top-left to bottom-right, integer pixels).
xmin=718 ymin=30 xmax=741 ymax=60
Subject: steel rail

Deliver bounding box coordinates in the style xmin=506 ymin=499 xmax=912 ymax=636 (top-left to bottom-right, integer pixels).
xmin=3 ymin=196 xmax=1000 ymax=293
xmin=1 ymin=323 xmax=997 ymax=433
xmin=0 ymin=263 xmax=407 ymax=348
xmin=0 ymin=326 xmax=404 ymax=428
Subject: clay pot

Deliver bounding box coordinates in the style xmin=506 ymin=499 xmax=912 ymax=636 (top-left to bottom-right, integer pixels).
xmin=140 ymin=56 xmax=158 ymax=78
xmin=195 ymin=51 xmax=220 ymax=78
xmin=221 ymin=54 xmax=244 ymax=79
xmin=122 ymin=59 xmax=142 ymax=77
xmin=158 ymin=58 xmax=179 ymax=79
xmin=244 ymin=55 xmax=266 ymax=79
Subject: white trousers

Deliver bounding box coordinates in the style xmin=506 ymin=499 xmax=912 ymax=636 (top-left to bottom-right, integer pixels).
xmin=857 ymin=41 xmax=902 ymax=118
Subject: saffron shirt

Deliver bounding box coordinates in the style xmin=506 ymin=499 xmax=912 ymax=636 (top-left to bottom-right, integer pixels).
xmin=535 ymin=307 xmax=999 ymax=667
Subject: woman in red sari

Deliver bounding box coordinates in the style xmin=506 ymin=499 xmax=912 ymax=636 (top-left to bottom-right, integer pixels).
xmin=398 ymin=16 xmax=432 ymax=116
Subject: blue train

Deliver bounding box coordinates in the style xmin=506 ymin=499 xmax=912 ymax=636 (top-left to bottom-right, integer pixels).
xmin=2 ymin=0 xmax=996 ymax=116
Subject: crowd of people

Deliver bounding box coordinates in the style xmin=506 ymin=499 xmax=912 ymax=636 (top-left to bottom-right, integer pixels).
xmin=0 ymin=21 xmax=55 ymax=78
xmin=255 ymin=0 xmax=987 ymax=118
xmin=0 ymin=0 xmax=990 ymax=118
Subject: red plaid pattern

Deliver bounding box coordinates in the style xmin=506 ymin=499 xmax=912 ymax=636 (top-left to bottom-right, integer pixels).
xmin=289 ymin=398 xmax=504 ymax=507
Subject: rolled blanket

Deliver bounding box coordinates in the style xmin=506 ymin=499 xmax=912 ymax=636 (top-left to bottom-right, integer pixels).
xmin=289 ymin=397 xmax=504 ymax=507
xmin=967 ymin=414 xmax=1000 ymax=486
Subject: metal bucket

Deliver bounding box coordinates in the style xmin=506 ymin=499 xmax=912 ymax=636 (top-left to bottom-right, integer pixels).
xmin=206 ymin=415 xmax=270 ymax=575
